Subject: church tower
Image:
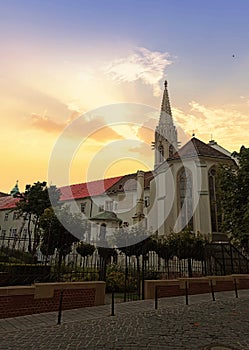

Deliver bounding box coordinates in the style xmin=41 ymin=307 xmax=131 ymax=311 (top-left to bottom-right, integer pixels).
xmin=153 ymin=80 xmax=178 ymax=169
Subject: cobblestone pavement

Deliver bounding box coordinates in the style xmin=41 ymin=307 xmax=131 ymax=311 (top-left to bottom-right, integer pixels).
xmin=0 ymin=291 xmax=249 ymax=350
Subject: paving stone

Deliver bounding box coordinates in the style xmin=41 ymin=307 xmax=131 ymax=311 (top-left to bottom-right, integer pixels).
xmin=0 ymin=290 xmax=249 ymax=349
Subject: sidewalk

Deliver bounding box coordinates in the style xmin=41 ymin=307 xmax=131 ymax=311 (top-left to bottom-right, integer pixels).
xmin=0 ymin=289 xmax=245 ymax=334
xmin=1 ymin=290 xmax=249 ymax=349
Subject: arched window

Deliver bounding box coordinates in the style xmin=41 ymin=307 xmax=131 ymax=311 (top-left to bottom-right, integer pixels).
xmin=178 ymin=168 xmax=193 ymax=230
xmin=208 ymin=167 xmax=220 ymax=232
xmin=169 ymin=144 xmax=174 ymax=157
xmin=158 ymin=143 xmax=164 ymax=163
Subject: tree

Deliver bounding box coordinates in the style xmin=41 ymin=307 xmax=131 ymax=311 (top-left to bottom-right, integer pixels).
xmin=15 ymin=182 xmax=60 ymax=255
xmin=160 ymin=229 xmax=207 ymax=277
xmin=116 ymin=225 xmax=155 ymax=258
xmin=39 ymin=207 xmax=86 ymax=280
xmin=115 ymin=225 xmax=156 ymax=297
xmin=217 ymin=146 xmax=249 ymax=251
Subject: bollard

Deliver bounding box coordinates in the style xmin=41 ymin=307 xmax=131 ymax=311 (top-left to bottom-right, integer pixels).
xmin=185 ymin=281 xmax=189 ymax=305
xmin=155 ymin=286 xmax=158 ymax=310
xmin=234 ymin=279 xmax=238 ymax=298
xmin=111 ymin=291 xmax=115 ymax=316
xmin=57 ymin=289 xmax=64 ymax=325
xmin=210 ymin=279 xmax=215 ymax=301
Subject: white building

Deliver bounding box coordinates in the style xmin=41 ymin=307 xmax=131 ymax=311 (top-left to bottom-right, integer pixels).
xmin=0 ymin=80 xmax=236 ymax=248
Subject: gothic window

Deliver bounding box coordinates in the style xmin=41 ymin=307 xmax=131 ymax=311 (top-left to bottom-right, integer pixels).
xmin=169 ymin=144 xmax=174 ymax=157
xmin=158 ymin=143 xmax=164 ymax=163
xmin=4 ymin=213 xmax=8 ymax=221
xmin=178 ymin=168 xmax=193 ymax=230
xmin=145 ymin=196 xmax=150 ymax=207
xmin=208 ymin=167 xmax=220 ymax=232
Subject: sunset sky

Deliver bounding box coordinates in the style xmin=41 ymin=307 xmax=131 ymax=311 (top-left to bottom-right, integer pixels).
xmin=1 ymin=0 xmax=249 ymax=193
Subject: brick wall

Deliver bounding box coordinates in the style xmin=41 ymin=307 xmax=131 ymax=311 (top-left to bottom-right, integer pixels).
xmin=144 ymin=275 xmax=249 ymax=299
xmin=0 ymin=281 xmax=105 ymax=319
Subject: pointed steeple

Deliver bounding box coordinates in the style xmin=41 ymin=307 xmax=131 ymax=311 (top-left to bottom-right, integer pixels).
xmin=153 ymin=80 xmax=178 ymax=168
xmin=160 ymin=80 xmax=172 ymax=118
xmin=10 ymin=180 xmax=20 ymax=197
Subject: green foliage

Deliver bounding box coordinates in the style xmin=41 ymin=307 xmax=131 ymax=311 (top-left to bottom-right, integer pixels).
xmin=39 ymin=207 xmax=85 ymax=258
xmin=217 ymin=146 xmax=249 ymax=250
xmin=16 ymin=182 xmax=60 ymax=216
xmin=105 ymin=264 xmax=137 ymax=292
xmin=15 ymin=182 xmax=61 ymax=254
xmin=116 ymin=226 xmax=156 ymax=257
xmin=76 ymin=241 xmax=95 ymax=257
xmin=154 ymin=236 xmax=174 ymax=261
xmin=0 ymin=247 xmax=35 ymax=264
xmin=98 ymin=246 xmax=117 ymax=260
xmin=167 ymin=229 xmax=207 ymax=261
xmin=0 ymin=263 xmax=51 ymax=285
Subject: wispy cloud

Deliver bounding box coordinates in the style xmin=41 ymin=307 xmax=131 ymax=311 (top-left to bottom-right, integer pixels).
xmin=30 ymin=111 xmax=124 ymax=143
xmin=104 ymin=47 xmax=173 ymax=96
xmin=30 ymin=112 xmax=66 ymax=133
xmin=173 ymin=101 xmax=249 ymax=151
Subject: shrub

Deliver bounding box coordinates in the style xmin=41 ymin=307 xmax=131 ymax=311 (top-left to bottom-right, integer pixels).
xmin=105 ymin=264 xmax=137 ymax=293
xmin=0 ymin=263 xmax=51 ymax=285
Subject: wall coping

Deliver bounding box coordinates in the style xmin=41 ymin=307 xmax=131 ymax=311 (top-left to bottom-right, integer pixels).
xmin=0 ymin=281 xmax=105 ymax=300
xmin=144 ymin=275 xmax=249 ymax=299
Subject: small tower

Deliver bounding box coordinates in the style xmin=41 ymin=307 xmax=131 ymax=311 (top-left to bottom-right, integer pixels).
xmin=153 ymin=80 xmax=178 ymax=168
xmin=10 ymin=180 xmax=20 ymax=197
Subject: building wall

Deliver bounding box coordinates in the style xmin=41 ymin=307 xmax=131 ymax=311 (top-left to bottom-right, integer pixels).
xmin=0 ymin=183 xmax=151 ymax=249
xmin=149 ymin=156 xmax=233 ymax=236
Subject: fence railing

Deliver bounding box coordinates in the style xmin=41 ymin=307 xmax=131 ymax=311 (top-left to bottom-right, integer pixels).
xmin=1 ymin=238 xmax=249 ymax=295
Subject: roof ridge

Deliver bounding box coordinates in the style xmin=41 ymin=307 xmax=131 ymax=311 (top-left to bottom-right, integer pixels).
xmin=60 ymin=170 xmax=153 ymax=189
xmin=169 ymin=137 xmax=232 ymax=160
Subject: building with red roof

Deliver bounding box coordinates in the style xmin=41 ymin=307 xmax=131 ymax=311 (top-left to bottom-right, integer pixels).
xmin=0 ymin=80 xmax=236 ymax=248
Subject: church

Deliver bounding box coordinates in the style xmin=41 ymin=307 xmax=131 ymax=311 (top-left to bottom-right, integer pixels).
xmin=0 ymin=81 xmax=236 ymax=246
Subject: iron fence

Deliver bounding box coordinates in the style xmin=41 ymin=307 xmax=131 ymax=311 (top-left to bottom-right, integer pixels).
xmin=1 ymin=237 xmax=249 ymax=302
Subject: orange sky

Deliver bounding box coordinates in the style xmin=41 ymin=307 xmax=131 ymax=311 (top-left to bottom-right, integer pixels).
xmin=1 ymin=2 xmax=249 ymax=193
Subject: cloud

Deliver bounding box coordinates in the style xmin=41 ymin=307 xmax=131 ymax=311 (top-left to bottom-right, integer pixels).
xmin=129 ymin=143 xmax=152 ymax=157
xmin=30 ymin=112 xmax=66 ymax=133
xmin=104 ymin=47 xmax=173 ymax=96
xmin=136 ymin=118 xmax=157 ymax=144
xmin=173 ymin=101 xmax=249 ymax=151
xmin=30 ymin=111 xmax=124 ymax=143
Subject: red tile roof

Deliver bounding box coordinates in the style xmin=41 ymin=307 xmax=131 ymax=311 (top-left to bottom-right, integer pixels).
xmin=59 ymin=176 xmax=123 ymax=201
xmin=105 ymin=171 xmax=154 ymax=192
xmin=0 ymin=171 xmax=155 ymax=210
xmin=169 ymin=137 xmax=232 ymax=160
xmin=0 ymin=192 xmax=8 ymax=197
xmin=0 ymin=196 xmax=20 ymax=210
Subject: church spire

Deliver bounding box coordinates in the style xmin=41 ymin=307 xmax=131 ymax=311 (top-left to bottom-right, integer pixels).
xmin=159 ymin=80 xmax=174 ymax=126
xmin=160 ymin=80 xmax=172 ymax=117
xmin=153 ymin=80 xmax=178 ymax=169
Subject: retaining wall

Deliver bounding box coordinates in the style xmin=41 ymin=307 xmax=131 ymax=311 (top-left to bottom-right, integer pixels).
xmin=0 ymin=281 xmax=105 ymax=319
xmin=144 ymin=275 xmax=249 ymax=299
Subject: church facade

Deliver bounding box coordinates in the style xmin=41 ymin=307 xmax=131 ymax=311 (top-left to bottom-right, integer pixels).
xmin=0 ymin=81 xmax=236 ymax=247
